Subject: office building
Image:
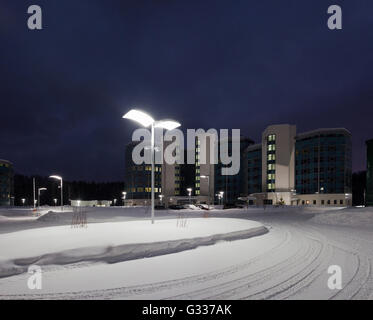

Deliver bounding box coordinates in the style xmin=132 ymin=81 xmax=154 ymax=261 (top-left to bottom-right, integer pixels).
xmin=124 ymin=142 xmax=162 ymax=205
xmin=247 ymin=125 xmax=352 ymax=206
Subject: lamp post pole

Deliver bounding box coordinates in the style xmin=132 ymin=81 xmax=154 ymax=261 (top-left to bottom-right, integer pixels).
xmin=61 ymin=179 xmax=63 ymax=212
xmin=33 ymin=178 xmax=36 ymax=209
xmin=38 ymin=188 xmax=47 ymax=208
xmin=151 ymin=122 xmax=155 ymax=224
xmin=49 ymin=176 xmax=63 ymax=212
xmin=201 ymin=175 xmax=210 ymax=210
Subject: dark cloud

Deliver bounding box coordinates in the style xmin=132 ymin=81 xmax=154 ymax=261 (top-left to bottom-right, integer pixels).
xmin=0 ymin=0 xmax=372 ymax=181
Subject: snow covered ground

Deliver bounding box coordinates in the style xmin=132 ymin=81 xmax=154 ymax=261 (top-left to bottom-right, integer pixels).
xmin=0 ymin=218 xmax=266 ymax=278
xmin=0 ymin=206 xmax=372 ymax=300
xmin=311 ymin=206 xmax=373 ymax=228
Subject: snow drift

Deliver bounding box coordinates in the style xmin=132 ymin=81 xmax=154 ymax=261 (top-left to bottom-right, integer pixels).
xmin=0 ymin=218 xmax=267 ymax=279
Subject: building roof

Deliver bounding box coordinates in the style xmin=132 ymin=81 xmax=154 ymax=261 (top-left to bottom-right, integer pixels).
xmin=295 ymin=128 xmax=351 ymax=140
xmin=246 ymin=143 xmax=262 ymax=151
xmin=0 ymin=159 xmax=12 ymax=165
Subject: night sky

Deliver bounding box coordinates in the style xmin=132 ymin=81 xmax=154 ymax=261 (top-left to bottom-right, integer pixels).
xmin=1 ymin=0 xmax=373 ymax=182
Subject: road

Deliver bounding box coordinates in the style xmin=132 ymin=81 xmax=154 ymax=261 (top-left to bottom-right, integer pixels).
xmin=0 ymin=209 xmax=372 ymax=299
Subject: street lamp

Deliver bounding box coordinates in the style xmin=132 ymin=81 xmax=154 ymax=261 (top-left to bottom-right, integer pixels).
xmin=49 ymin=175 xmax=63 ymax=212
xmin=21 ymin=198 xmax=26 ymax=206
xmin=187 ymin=188 xmax=192 ymax=204
xmin=123 ymin=109 xmax=181 ymax=224
xmin=53 ymin=198 xmax=57 ymax=206
xmin=122 ymin=191 xmax=127 ymax=206
xmin=200 ymin=175 xmax=211 ymax=210
xmin=38 ymin=188 xmax=47 ymax=208
xmin=219 ymin=191 xmax=224 ymax=206
xmin=159 ymin=194 xmax=164 ymax=205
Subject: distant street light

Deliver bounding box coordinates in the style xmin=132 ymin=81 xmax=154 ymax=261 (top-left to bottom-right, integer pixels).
xmin=49 ymin=175 xmax=63 ymax=212
xmin=21 ymin=198 xmax=26 ymax=206
xmin=38 ymin=188 xmax=47 ymax=208
xmin=53 ymin=198 xmax=57 ymax=206
xmin=200 ymin=175 xmax=211 ymax=210
xmin=122 ymin=191 xmax=127 ymax=206
xmin=159 ymin=194 xmax=164 ymax=205
xmin=187 ymin=188 xmax=193 ymax=205
xmin=123 ymin=109 xmax=181 ymax=224
xmin=219 ymin=191 xmax=224 ymax=206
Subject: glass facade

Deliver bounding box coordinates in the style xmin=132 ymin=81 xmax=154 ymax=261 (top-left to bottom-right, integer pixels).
xmin=366 ymin=139 xmax=373 ymax=206
xmin=214 ymin=137 xmax=253 ymax=204
xmin=295 ymin=130 xmax=352 ymax=195
xmin=0 ymin=160 xmax=14 ymax=206
xmin=247 ymin=145 xmax=262 ymax=194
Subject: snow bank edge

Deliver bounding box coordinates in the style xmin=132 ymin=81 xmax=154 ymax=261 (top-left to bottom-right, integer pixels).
xmin=0 ymin=225 xmax=268 ymax=279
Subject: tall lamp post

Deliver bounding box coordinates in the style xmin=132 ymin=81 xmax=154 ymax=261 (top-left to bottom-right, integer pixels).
xmin=200 ymin=175 xmax=210 ymax=210
xmin=49 ymin=175 xmax=63 ymax=212
xmin=38 ymin=188 xmax=47 ymax=208
xmin=123 ymin=109 xmax=180 ymax=224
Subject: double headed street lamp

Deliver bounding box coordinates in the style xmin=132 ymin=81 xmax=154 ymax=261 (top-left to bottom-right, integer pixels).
xmin=38 ymin=188 xmax=47 ymax=208
xmin=123 ymin=109 xmax=181 ymax=224
xmin=49 ymin=175 xmax=63 ymax=212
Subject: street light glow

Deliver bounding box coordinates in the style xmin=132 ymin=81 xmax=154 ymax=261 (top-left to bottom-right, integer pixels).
xmin=49 ymin=175 xmax=62 ymax=181
xmin=123 ymin=110 xmax=181 ymax=131
xmin=154 ymin=120 xmax=181 ymax=131
xmin=123 ymin=109 xmax=154 ymax=127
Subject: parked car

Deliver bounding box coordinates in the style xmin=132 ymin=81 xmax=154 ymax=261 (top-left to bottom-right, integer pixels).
xmin=155 ymin=205 xmax=166 ymax=210
xmin=168 ymin=204 xmax=184 ymax=210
